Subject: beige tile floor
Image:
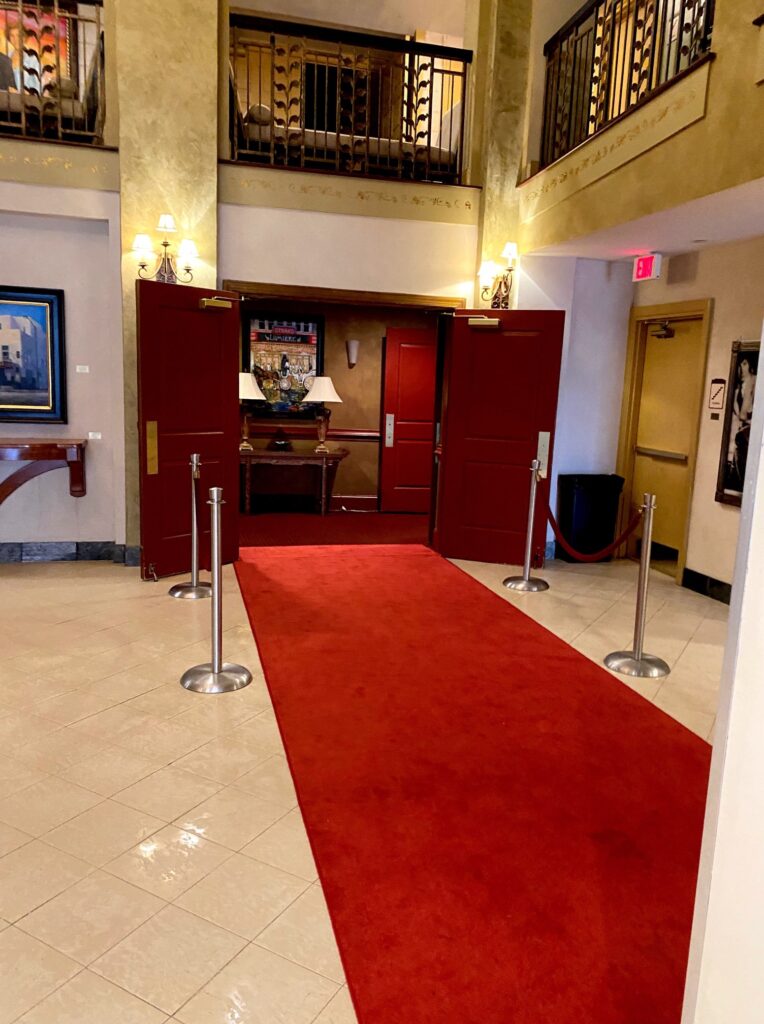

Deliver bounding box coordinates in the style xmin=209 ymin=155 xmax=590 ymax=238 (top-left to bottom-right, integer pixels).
xmin=0 ymin=555 xmax=727 ymax=1022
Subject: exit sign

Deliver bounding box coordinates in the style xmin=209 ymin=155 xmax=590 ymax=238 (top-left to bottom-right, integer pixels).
xmin=632 ymin=253 xmax=662 ymax=281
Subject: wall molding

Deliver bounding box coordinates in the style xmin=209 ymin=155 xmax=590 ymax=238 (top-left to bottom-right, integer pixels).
xmin=219 ymin=162 xmax=480 ymax=226
xmin=0 ymin=137 xmax=119 ymax=192
xmin=518 ymin=57 xmax=713 ymax=223
xmin=0 ymin=541 xmax=138 ymax=564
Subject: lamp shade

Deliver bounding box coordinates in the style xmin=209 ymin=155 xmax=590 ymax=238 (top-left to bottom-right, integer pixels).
xmin=132 ymin=233 xmax=154 ymax=258
xmin=501 ymin=241 xmax=519 ymax=263
xmin=157 ymin=214 xmax=177 ymax=233
xmin=178 ymin=239 xmax=198 ymax=264
xmin=239 ymin=372 xmax=267 ymax=402
xmin=477 ymin=259 xmax=502 ymax=287
xmin=302 ymin=376 xmax=343 ymax=403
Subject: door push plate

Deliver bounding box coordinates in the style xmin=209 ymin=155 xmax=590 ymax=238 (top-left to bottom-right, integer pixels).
xmin=146 ymin=421 xmax=159 ymax=475
xmin=385 ymin=414 xmax=395 ymax=448
xmin=536 ymin=431 xmax=550 ymax=479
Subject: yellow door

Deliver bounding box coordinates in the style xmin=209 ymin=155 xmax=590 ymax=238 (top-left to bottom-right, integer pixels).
xmin=631 ymin=318 xmax=705 ymax=558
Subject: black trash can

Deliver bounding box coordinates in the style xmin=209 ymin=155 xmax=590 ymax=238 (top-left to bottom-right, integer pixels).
xmin=555 ymin=474 xmax=625 ymax=562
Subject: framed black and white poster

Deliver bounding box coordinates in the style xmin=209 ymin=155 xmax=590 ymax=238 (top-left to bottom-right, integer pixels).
xmin=716 ymin=339 xmax=759 ymax=507
xmin=0 ymin=286 xmax=67 ymax=423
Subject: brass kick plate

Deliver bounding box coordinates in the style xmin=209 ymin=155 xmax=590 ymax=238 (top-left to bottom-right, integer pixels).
xmin=146 ymin=420 xmax=159 ymax=475
xmin=199 ymin=296 xmax=233 ymax=310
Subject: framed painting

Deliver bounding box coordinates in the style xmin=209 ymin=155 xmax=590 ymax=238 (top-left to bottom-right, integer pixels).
xmin=715 ymin=339 xmax=759 ymax=507
xmin=241 ymin=310 xmax=324 ymax=418
xmin=0 ymin=286 xmax=67 ymax=423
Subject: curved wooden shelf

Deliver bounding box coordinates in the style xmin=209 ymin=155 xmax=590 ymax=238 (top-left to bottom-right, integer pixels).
xmin=0 ymin=439 xmax=87 ymax=508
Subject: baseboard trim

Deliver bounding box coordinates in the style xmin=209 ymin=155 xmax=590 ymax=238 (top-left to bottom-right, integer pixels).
xmin=682 ymin=567 xmax=731 ymax=605
xmin=330 ymin=495 xmax=379 ymax=512
xmin=0 ymin=541 xmax=138 ymax=565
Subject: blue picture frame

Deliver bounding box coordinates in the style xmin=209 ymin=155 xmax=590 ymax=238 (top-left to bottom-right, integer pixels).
xmin=0 ymin=286 xmax=67 ymax=423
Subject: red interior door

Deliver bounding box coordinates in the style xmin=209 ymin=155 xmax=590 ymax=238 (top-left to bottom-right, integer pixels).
xmin=380 ymin=326 xmax=438 ymax=513
xmin=137 ymin=281 xmax=240 ymax=580
xmin=435 ymin=310 xmax=565 ymax=563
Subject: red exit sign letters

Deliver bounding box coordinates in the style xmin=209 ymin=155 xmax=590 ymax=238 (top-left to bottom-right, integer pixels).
xmin=632 ymin=253 xmax=663 ymax=281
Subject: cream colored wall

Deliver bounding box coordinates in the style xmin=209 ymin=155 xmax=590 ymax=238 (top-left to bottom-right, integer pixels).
xmin=634 ymin=235 xmax=764 ymax=584
xmin=0 ymin=182 xmax=125 ymax=544
xmin=115 ymin=0 xmax=220 ymax=547
xmin=517 ymin=0 xmax=764 ymax=254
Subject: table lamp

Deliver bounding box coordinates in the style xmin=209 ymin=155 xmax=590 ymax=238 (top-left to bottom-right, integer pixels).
xmin=239 ymin=372 xmax=267 ymax=451
xmin=301 ymin=376 xmax=343 ymax=453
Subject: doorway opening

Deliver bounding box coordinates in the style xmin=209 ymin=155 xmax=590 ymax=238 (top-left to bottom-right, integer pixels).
xmin=225 ymin=280 xmax=463 ymax=547
xmin=616 ymin=300 xmax=712 ymax=583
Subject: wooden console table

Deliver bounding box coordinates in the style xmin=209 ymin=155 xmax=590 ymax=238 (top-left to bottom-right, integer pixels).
xmin=241 ymin=446 xmax=349 ymax=516
xmin=0 ymin=439 xmax=87 ymax=509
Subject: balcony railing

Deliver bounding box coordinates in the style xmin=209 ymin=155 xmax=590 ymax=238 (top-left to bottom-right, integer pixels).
xmin=0 ymin=0 xmax=105 ymax=146
xmin=229 ymin=14 xmax=471 ymax=184
xmin=540 ymin=0 xmax=714 ymax=168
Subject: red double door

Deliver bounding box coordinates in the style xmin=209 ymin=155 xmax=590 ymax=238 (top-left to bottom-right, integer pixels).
xmin=434 ymin=311 xmax=565 ymax=565
xmin=136 ymin=286 xmax=564 ymax=575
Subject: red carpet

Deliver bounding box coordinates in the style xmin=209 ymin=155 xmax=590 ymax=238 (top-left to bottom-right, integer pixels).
xmin=235 ymin=544 xmax=710 ymax=1024
xmin=239 ymin=511 xmax=429 ymax=547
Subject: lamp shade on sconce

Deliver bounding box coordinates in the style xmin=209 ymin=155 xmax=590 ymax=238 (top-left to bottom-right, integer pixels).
xmin=132 ymin=234 xmax=154 ymax=259
xmin=477 ymin=260 xmax=502 ymax=288
xmin=501 ymin=242 xmax=519 ymax=263
xmin=239 ymin=372 xmax=267 ymax=401
xmin=303 ymin=376 xmax=343 ymax=403
xmin=178 ymin=239 xmax=199 ymax=265
xmin=346 ymin=339 xmax=360 ymax=368
xmin=157 ymin=214 xmax=177 ymax=234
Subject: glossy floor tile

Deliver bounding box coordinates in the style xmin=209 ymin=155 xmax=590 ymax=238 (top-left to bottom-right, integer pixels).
xmin=0 ymin=556 xmax=726 ymax=1023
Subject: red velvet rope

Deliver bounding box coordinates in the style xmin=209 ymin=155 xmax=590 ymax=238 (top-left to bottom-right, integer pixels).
xmin=546 ymin=507 xmax=643 ymax=563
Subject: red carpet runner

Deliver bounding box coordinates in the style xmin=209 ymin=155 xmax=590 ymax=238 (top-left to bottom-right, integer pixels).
xmin=235 ymin=545 xmax=711 ymax=1024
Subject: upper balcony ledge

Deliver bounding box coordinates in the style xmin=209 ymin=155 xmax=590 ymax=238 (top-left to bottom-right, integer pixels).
xmin=518 ymin=55 xmax=713 ymax=224
xmin=0 ymin=134 xmax=118 ymax=192
xmin=218 ymin=160 xmax=480 ymax=226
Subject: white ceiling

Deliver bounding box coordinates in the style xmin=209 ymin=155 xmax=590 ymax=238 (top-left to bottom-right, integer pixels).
xmin=533 ymin=177 xmax=764 ymax=262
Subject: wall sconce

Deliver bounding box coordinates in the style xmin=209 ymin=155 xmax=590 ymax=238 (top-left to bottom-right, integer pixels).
xmin=478 ymin=242 xmax=518 ymax=309
xmin=132 ymin=214 xmax=197 ymax=285
xmin=346 ymin=339 xmax=360 ymax=369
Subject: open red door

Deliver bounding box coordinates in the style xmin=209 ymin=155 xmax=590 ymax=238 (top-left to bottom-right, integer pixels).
xmin=435 ymin=310 xmax=565 ymax=564
xmin=137 ymin=281 xmax=240 ymax=580
xmin=380 ymin=326 xmax=438 ymax=513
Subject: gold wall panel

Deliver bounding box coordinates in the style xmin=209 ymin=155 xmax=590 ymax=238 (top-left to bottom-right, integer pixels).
xmin=116 ymin=0 xmax=219 ymax=545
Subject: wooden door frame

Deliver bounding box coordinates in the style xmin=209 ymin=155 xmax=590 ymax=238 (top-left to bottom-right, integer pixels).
xmin=616 ymin=298 xmax=713 ymax=583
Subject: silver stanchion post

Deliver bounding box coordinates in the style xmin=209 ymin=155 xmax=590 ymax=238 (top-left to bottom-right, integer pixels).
xmin=169 ymin=453 xmax=211 ymax=600
xmin=503 ymin=459 xmax=549 ymax=593
xmin=180 ymin=487 xmax=252 ymax=694
xmin=604 ymin=492 xmax=669 ymax=679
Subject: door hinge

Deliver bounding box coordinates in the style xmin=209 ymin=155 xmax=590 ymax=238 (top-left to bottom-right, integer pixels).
xmin=147 ymin=562 xmax=158 ymax=582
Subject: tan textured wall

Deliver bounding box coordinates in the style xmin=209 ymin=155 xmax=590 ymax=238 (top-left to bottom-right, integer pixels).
xmin=476 ymin=0 xmax=533 ymax=269
xmin=634 ymin=236 xmax=764 ymax=585
xmin=116 ymin=0 xmax=219 ymax=545
xmin=518 ymin=0 xmax=764 ymax=253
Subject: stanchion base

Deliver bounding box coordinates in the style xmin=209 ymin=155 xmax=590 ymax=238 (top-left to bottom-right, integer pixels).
xmin=604 ymin=650 xmax=670 ymax=679
xmin=180 ymin=662 xmax=252 ymax=694
xmin=502 ymin=576 xmax=550 ymax=593
xmin=168 ymin=582 xmax=211 ymax=600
